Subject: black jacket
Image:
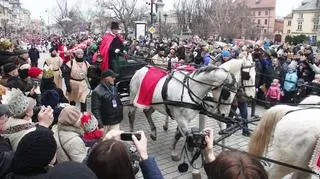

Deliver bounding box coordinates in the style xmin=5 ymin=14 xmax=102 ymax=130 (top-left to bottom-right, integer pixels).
xmin=91 ymin=82 xmax=123 ymax=126
xmin=0 ymin=136 xmax=13 ymax=178
xmin=28 ymin=48 xmax=40 ymax=62
xmin=0 ymin=50 xmax=17 ymax=67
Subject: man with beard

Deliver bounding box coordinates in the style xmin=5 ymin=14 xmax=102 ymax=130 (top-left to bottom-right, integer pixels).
xmin=44 ymin=48 xmax=64 ymax=89
xmin=62 ymin=49 xmax=90 ymax=112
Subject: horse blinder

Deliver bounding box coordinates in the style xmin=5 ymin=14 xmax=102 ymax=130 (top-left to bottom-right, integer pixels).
xmin=221 ymin=87 xmax=231 ymax=100
xmin=241 ymin=71 xmax=250 ymax=81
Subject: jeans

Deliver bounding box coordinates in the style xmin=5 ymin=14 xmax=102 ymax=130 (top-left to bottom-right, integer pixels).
xmin=238 ymin=101 xmax=250 ymax=133
xmin=227 ymin=101 xmax=249 ymax=133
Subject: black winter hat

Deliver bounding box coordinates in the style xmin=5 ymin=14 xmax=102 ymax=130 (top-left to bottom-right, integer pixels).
xmin=3 ymin=62 xmax=18 ymax=74
xmin=12 ymin=129 xmax=57 ymax=174
xmin=41 ymin=90 xmax=60 ymax=108
xmin=111 ymin=21 xmax=120 ymax=30
xmin=46 ymin=161 xmax=97 ymax=179
xmin=18 ymin=68 xmax=29 ymax=80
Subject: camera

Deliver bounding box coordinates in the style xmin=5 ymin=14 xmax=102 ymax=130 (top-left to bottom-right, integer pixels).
xmin=186 ymin=127 xmax=207 ymax=151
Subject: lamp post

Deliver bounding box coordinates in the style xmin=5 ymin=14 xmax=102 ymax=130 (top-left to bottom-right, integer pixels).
xmin=156 ymin=0 xmax=164 ymax=40
xmin=45 ymin=9 xmax=50 ymax=35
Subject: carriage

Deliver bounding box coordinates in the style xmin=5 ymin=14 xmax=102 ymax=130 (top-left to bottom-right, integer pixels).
xmin=111 ymin=55 xmax=148 ymax=97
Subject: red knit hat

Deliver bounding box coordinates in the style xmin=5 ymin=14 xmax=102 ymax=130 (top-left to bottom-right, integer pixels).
xmin=28 ymin=67 xmax=43 ymax=78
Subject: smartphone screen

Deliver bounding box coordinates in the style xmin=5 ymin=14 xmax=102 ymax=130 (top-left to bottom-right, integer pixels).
xmin=120 ymin=133 xmax=141 ymax=141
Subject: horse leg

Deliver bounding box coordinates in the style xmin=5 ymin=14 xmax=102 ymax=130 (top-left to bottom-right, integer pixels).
xmin=143 ymin=107 xmax=157 ymax=141
xmin=128 ymin=107 xmax=137 ymax=132
xmin=171 ymin=127 xmax=182 ymax=161
xmin=291 ymin=172 xmax=312 ymax=179
xmin=163 ymin=115 xmax=169 ymax=131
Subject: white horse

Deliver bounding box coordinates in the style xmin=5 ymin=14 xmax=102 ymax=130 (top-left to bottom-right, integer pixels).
xmin=128 ymin=65 xmax=236 ymax=159
xmin=249 ymin=95 xmax=320 ymax=179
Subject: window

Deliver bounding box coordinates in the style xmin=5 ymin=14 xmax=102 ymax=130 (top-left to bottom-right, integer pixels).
xmin=258 ymin=19 xmax=261 ymax=24
xmin=298 ymin=13 xmax=303 ymax=18
xmin=297 ymin=21 xmax=303 ymax=30
xmin=265 ymin=19 xmax=268 ymax=25
xmin=264 ymin=29 xmax=267 ymax=33
xmin=265 ymin=11 xmax=268 ymax=15
xmin=288 ymin=20 xmax=291 ymax=26
xmin=258 ymin=11 xmax=261 ymax=16
xmin=287 ymin=30 xmax=291 ymax=34
xmin=252 ymin=11 xmax=255 ymax=16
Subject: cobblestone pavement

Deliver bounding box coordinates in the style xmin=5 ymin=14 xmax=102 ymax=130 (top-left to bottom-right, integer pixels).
xmin=119 ymin=105 xmax=318 ymax=179
xmin=38 ymin=53 xmax=317 ymax=179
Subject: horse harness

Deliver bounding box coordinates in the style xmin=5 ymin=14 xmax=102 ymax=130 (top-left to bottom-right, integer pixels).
xmin=159 ymin=67 xmax=236 ymax=118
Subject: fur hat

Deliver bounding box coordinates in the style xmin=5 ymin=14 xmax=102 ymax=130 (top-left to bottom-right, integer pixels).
xmin=80 ymin=112 xmax=98 ymax=133
xmin=41 ymin=90 xmax=60 ymax=108
xmin=28 ymin=67 xmax=43 ymax=78
xmin=11 ymin=129 xmax=57 ymax=174
xmin=3 ymin=63 xmax=18 ymax=74
xmin=58 ymin=106 xmax=82 ymax=127
xmin=111 ymin=22 xmax=119 ymax=30
xmin=1 ymin=88 xmax=36 ymax=118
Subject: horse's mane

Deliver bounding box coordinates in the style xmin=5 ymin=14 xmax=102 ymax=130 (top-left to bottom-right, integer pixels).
xmin=195 ymin=65 xmax=219 ymax=75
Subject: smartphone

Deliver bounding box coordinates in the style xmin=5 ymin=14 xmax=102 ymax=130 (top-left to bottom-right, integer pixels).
xmin=120 ymin=132 xmax=141 ymax=141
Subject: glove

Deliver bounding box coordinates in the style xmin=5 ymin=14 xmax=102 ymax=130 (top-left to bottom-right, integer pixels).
xmin=123 ymin=50 xmax=128 ymax=54
xmin=115 ymin=49 xmax=120 ymax=54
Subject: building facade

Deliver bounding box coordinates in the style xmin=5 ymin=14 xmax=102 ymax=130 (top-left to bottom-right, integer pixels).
xmin=236 ymin=0 xmax=277 ymax=39
xmin=283 ymin=0 xmax=320 ymax=44
xmin=0 ymin=0 xmax=32 ymax=37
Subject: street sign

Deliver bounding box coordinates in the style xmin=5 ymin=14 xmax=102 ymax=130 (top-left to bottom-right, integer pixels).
xmin=148 ymin=26 xmax=156 ymax=34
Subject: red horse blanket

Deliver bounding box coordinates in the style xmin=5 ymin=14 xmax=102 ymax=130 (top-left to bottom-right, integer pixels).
xmin=135 ymin=67 xmax=167 ymax=108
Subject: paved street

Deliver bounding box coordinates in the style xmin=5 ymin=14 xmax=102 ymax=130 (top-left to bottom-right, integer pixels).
xmin=37 ymin=53 xmax=317 ymax=179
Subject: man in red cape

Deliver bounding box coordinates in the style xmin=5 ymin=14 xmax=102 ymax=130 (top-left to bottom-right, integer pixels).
xmin=99 ymin=22 xmax=124 ymax=71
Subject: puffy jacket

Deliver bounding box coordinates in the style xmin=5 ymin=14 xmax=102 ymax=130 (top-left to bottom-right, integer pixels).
xmin=267 ymin=84 xmax=281 ymax=100
xmin=0 ymin=50 xmax=17 ymax=67
xmin=91 ymin=82 xmax=123 ymax=126
xmin=0 ymin=136 xmax=13 ymax=178
xmin=284 ymin=70 xmax=298 ymax=92
xmin=52 ymin=125 xmax=87 ymax=163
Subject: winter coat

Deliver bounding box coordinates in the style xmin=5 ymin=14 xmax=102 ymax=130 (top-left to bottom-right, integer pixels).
xmin=1 ymin=118 xmax=36 ymax=151
xmin=0 ymin=136 xmax=13 ymax=178
xmin=0 ymin=50 xmax=17 ymax=67
xmin=6 ymin=76 xmax=33 ymax=93
xmin=266 ymin=84 xmax=281 ymax=100
xmin=4 ymin=172 xmax=48 ymax=179
xmin=140 ymin=157 xmax=163 ymax=179
xmin=28 ymin=48 xmax=40 ymax=62
xmin=52 ymin=124 xmax=87 ymax=163
xmin=91 ymin=82 xmax=123 ymax=126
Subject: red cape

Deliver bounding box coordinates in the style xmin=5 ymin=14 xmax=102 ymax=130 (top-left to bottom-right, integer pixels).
xmin=58 ymin=44 xmax=65 ymax=61
xmin=99 ymin=33 xmax=123 ymax=71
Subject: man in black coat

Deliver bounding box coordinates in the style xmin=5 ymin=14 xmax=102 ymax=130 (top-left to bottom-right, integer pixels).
xmin=0 ymin=104 xmax=13 ymax=178
xmin=91 ymin=69 xmax=123 ymax=132
xmin=28 ymin=45 xmax=40 ymax=67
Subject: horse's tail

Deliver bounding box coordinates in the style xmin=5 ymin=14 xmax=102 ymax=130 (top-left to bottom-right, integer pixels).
xmin=248 ymin=105 xmax=297 ymax=156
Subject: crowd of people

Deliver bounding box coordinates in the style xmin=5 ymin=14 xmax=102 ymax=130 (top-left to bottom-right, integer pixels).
xmin=1 ymin=21 xmax=318 ymax=178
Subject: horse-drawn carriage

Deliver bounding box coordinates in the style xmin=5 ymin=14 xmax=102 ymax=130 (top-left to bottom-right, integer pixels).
xmin=111 ymin=55 xmax=148 ymax=97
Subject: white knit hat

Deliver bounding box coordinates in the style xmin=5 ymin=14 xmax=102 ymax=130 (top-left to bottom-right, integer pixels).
xmin=1 ymin=88 xmax=35 ymax=118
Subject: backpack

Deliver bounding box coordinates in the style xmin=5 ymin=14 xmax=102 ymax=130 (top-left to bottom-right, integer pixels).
xmin=284 ymin=72 xmax=298 ymax=92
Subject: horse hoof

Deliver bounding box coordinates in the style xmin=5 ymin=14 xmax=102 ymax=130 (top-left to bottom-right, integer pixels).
xmin=171 ymin=152 xmax=180 ymax=161
xmin=150 ymin=134 xmax=157 ymax=141
xmin=163 ymin=125 xmax=168 ymax=131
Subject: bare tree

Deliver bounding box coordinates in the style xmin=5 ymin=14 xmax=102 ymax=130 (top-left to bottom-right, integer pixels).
xmin=55 ymin=0 xmax=88 ymax=35
xmin=97 ymin=0 xmax=139 ymax=36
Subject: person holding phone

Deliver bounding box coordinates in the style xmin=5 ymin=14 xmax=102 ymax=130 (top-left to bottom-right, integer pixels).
xmin=87 ymin=130 xmax=163 ymax=179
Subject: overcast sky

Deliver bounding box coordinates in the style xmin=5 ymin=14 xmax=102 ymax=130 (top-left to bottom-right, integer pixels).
xmin=20 ymin=0 xmax=304 ymax=22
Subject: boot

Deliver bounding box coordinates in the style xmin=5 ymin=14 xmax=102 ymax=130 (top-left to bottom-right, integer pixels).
xmin=70 ymin=101 xmax=76 ymax=106
xmin=80 ymin=102 xmax=87 ymax=112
